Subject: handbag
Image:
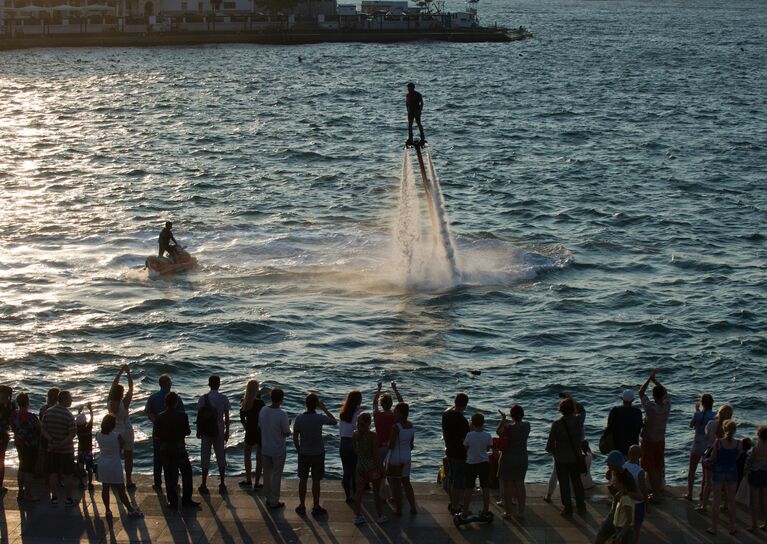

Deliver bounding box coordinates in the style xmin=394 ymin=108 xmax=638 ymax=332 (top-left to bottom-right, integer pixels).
xmin=562 ymin=417 xmax=587 ymax=474
xmin=599 ymin=428 xmax=615 ymax=455
xmin=701 ymin=440 xmax=718 ymax=470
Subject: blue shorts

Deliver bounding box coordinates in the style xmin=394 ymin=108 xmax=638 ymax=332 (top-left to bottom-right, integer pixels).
xmin=713 ymin=469 xmax=738 ymax=484
xmin=447 ymin=457 xmax=466 ymax=490
xmin=634 ymin=501 xmax=645 ymax=523
xmin=78 ymin=452 xmax=94 ymax=471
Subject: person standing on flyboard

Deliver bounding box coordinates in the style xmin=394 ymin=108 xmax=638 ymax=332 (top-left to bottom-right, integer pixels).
xmin=406 ymin=82 xmax=426 ymax=147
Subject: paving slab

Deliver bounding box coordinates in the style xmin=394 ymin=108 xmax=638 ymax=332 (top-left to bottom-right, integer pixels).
xmin=0 ymin=472 xmax=764 ymax=543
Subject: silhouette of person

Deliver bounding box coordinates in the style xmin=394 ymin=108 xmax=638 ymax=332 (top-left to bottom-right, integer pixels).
xmin=406 ymin=82 xmax=426 ymax=146
xmin=158 ymin=221 xmax=178 ymax=261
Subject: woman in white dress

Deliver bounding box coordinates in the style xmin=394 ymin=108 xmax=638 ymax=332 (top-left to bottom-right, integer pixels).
xmin=386 ymin=402 xmax=417 ymax=516
xmin=108 ymin=364 xmax=135 ymax=488
xmin=96 ymin=414 xmax=142 ymax=518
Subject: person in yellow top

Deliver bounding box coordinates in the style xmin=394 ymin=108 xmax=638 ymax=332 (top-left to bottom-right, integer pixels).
xmin=596 ymin=450 xmax=642 ymax=544
xmin=611 ymin=471 xmax=636 ymax=543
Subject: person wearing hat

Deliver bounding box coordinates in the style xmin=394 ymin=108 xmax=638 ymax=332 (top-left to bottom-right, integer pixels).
xmin=158 ymin=221 xmax=178 ymax=261
xmin=595 ymin=450 xmax=643 ymax=544
xmin=604 ymin=389 xmax=643 ymax=456
xmin=405 ymin=82 xmax=426 ymax=146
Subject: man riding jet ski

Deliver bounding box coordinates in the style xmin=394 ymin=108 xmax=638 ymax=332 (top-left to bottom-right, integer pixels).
xmin=144 ymin=221 xmax=197 ymax=275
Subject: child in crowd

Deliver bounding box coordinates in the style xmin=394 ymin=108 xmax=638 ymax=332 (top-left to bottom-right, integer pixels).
xmin=746 ymin=425 xmax=767 ymax=532
xmin=76 ymin=403 xmax=94 ymax=490
xmin=582 ymin=440 xmax=595 ymax=490
xmin=461 ymin=413 xmax=492 ymax=519
xmin=612 ymin=470 xmax=636 ymax=544
xmin=738 ymin=437 xmax=753 ymax=491
xmin=624 ymin=444 xmax=649 ymax=541
xmin=352 ymin=412 xmax=386 ymax=525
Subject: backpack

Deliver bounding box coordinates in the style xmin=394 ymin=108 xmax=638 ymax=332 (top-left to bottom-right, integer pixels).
xmin=195 ymin=394 xmax=218 ymax=439
xmin=497 ymin=425 xmax=511 ymax=453
xmin=11 ymin=411 xmax=39 ymax=448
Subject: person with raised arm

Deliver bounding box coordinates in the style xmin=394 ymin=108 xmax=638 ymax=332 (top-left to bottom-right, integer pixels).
xmin=373 ymin=382 xmax=403 ymax=499
xmin=638 ymin=368 xmax=670 ymax=502
xmin=339 ymin=390 xmax=363 ymax=502
xmin=293 ymin=393 xmax=337 ymax=516
xmin=75 ymin=402 xmax=94 ymax=490
xmin=108 ymin=364 xmax=136 ymax=489
xmin=387 ymin=402 xmax=417 ymax=516
xmin=685 ymin=393 xmax=715 ymax=501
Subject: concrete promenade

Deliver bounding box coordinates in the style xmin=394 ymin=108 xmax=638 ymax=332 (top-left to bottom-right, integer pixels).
xmin=0 ymin=473 xmax=762 ymax=543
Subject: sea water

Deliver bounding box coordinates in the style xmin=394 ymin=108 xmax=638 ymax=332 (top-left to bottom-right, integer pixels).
xmin=0 ymin=0 xmax=765 ymax=483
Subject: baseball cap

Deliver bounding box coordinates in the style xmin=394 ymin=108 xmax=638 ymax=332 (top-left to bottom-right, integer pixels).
xmin=606 ymin=450 xmax=625 ymax=467
xmin=621 ymin=389 xmax=635 ymax=402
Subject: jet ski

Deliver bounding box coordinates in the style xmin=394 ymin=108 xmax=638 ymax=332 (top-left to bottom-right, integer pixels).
xmin=144 ymin=245 xmax=198 ymax=275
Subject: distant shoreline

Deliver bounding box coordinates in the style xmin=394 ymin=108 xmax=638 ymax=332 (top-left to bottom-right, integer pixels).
xmin=0 ymin=28 xmax=531 ymax=51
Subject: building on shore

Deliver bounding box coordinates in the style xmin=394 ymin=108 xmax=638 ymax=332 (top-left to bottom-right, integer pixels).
xmin=1 ymin=0 xmax=487 ymax=36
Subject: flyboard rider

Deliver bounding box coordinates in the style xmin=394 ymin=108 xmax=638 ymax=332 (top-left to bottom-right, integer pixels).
xmin=406 ymin=82 xmax=426 ymax=146
xmin=158 ymin=221 xmax=178 ymax=262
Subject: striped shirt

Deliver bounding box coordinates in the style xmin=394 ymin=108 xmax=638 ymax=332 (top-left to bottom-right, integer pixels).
xmin=43 ymin=405 xmax=76 ymax=454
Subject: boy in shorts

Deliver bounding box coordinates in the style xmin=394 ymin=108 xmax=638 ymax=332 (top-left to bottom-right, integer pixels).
xmin=75 ymin=403 xmax=94 ymax=490
xmin=462 ymin=413 xmax=493 ymax=518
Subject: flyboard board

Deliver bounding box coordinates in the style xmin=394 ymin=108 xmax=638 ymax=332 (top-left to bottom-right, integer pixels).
xmin=405 ymin=139 xmax=461 ymax=283
xmin=453 ymin=511 xmax=493 ymax=527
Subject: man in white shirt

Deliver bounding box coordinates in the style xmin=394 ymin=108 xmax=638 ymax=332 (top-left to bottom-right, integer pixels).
xmin=197 ymin=375 xmax=230 ymax=493
xmin=259 ymin=387 xmax=291 ymax=509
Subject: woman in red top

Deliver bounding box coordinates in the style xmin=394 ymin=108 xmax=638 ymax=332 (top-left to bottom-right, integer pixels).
xmin=373 ymin=383 xmax=404 ymax=500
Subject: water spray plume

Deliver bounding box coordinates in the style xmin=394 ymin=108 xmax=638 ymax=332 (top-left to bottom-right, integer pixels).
xmin=393 ymin=145 xmax=461 ymax=288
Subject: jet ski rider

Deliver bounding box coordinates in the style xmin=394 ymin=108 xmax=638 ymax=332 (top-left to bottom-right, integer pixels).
xmin=158 ymin=221 xmax=178 ymax=262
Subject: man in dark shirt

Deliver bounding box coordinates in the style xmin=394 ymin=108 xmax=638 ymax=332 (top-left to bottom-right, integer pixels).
xmin=155 ymin=392 xmax=199 ymax=509
xmin=441 ymin=393 xmax=469 ymax=514
xmin=406 ymin=82 xmax=426 ymax=146
xmin=145 ymin=374 xmax=185 ymax=489
xmin=158 ymin=221 xmax=178 ymax=261
xmin=605 ymin=390 xmax=643 ymax=455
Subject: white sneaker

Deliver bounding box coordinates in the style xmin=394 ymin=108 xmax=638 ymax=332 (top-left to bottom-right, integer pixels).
xmin=353 ymin=515 xmax=366 ymax=525
xmin=377 ymin=514 xmax=389 ymax=524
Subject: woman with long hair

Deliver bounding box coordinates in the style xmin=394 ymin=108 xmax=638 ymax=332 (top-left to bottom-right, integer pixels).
xmin=387 ymin=402 xmax=417 ymax=516
xmin=497 ymin=403 xmax=530 ymax=520
xmin=697 ymin=403 xmax=733 ymax=512
xmin=707 ymin=419 xmax=741 ymax=536
xmin=10 ymin=392 xmax=40 ymax=501
xmin=107 ymin=364 xmax=135 ymax=488
xmin=96 ymin=414 xmax=142 ymax=518
xmin=339 ymin=390 xmax=362 ymax=501
xmin=239 ymin=379 xmax=265 ymax=490
xmin=686 ymin=393 xmax=715 ymax=501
